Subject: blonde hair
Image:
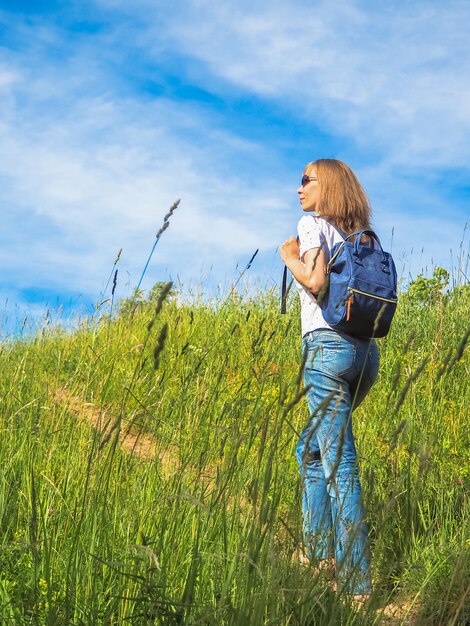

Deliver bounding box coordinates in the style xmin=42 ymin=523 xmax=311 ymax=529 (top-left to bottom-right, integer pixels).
xmin=305 ymin=159 xmax=371 ymax=235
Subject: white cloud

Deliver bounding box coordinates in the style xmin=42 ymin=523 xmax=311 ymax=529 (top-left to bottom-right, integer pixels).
xmin=0 ymin=0 xmax=468 ymax=319
xmin=0 ymin=43 xmax=289 ymax=298
xmin=149 ymin=0 xmax=470 ymax=168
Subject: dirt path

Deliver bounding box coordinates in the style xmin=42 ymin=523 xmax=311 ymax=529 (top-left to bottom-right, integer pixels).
xmin=51 ymin=387 xmax=422 ymax=626
xmin=52 ymin=387 xmax=178 ymax=472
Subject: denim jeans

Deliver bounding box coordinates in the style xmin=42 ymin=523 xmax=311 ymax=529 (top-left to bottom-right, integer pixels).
xmin=296 ymin=329 xmax=380 ymax=595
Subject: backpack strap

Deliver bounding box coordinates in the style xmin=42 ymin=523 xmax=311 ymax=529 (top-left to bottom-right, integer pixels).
xmin=281 ymin=264 xmax=288 ymax=314
xmin=351 ymin=229 xmax=382 ymax=253
xmin=281 ymin=219 xmax=343 ymax=312
xmin=321 ymin=218 xmax=379 ymax=249
xmin=327 ymin=228 xmax=386 ymax=273
xmin=281 ymin=235 xmax=300 ymax=314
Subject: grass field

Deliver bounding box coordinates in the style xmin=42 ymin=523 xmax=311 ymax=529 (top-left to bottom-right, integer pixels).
xmin=0 ymin=270 xmax=468 ymax=625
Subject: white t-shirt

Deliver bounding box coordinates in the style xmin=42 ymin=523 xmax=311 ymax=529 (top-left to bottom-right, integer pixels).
xmin=295 ymin=216 xmax=344 ymax=337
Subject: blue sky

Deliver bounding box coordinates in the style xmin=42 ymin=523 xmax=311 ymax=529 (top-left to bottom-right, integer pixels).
xmin=1 ymin=0 xmax=469 ymax=335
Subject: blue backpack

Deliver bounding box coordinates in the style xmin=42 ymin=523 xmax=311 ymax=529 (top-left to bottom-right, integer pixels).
xmin=281 ymin=228 xmax=398 ymax=338
xmin=321 ymin=228 xmax=398 ymax=338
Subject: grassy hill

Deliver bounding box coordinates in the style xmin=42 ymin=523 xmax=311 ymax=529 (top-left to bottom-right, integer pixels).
xmin=0 ymin=276 xmax=468 ymax=625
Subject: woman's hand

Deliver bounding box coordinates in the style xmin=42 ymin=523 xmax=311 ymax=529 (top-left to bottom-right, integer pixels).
xmin=280 ymin=236 xmax=326 ymax=294
xmin=280 ymin=236 xmax=300 ymax=263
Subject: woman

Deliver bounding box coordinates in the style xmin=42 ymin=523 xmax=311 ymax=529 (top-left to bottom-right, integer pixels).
xmin=279 ymin=159 xmax=380 ymax=599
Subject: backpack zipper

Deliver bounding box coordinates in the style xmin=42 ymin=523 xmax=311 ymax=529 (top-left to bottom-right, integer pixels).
xmin=348 ymin=287 xmax=397 ymax=304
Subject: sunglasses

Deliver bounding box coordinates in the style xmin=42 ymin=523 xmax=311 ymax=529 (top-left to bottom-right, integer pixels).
xmin=301 ymin=174 xmax=318 ymax=186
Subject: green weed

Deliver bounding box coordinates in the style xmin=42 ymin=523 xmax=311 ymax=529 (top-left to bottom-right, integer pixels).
xmin=0 ymin=274 xmax=468 ymax=625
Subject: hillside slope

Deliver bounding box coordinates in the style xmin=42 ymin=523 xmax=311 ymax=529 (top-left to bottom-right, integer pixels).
xmin=0 ymin=281 xmax=468 ymax=625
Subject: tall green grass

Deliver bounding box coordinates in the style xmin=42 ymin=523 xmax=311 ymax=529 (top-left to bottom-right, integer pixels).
xmin=0 ymin=278 xmax=468 ymax=625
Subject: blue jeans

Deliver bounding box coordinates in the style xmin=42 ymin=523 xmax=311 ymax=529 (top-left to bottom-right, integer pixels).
xmin=296 ymin=329 xmax=380 ymax=595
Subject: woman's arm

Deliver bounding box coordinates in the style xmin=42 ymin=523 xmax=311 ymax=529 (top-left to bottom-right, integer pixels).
xmin=279 ymin=236 xmax=326 ymax=294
